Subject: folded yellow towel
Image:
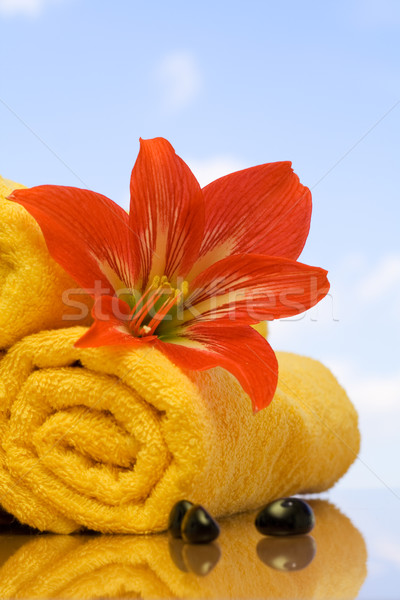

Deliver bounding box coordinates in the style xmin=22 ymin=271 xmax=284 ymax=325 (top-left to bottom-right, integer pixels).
xmin=0 ymin=326 xmax=359 ymax=534
xmin=0 ymin=176 xmax=92 ymax=349
xmin=0 ymin=501 xmax=366 ymax=599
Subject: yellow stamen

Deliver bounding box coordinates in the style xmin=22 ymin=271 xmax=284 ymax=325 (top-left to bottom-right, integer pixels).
xmin=129 ymin=278 xmax=188 ymax=337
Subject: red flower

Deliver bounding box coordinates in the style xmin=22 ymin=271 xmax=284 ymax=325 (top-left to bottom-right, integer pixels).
xmin=10 ymin=138 xmax=329 ymax=412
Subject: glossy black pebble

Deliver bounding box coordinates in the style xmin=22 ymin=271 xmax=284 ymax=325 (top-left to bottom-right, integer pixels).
xmin=257 ymin=535 xmax=316 ymax=571
xmin=181 ymin=505 xmax=220 ymax=544
xmin=168 ymin=500 xmax=194 ymax=538
xmin=255 ymin=498 xmax=315 ymax=536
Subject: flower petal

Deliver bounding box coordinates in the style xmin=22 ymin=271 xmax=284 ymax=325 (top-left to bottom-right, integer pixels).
xmin=191 ymin=162 xmax=311 ymax=275
xmin=129 ymin=138 xmax=205 ymax=287
xmin=75 ymin=296 xmax=152 ymax=348
xmin=157 ymin=323 xmax=279 ymax=412
xmin=10 ymin=186 xmax=137 ymax=294
xmin=182 ymin=254 xmax=329 ymax=324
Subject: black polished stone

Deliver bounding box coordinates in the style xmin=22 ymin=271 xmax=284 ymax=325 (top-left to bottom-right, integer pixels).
xmin=257 ymin=535 xmax=316 ymax=571
xmin=168 ymin=500 xmax=194 ymax=538
xmin=181 ymin=505 xmax=220 ymax=544
xmin=255 ymin=498 xmax=315 ymax=536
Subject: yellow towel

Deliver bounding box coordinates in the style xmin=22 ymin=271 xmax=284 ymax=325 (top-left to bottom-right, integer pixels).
xmin=0 ymin=175 xmax=92 ymax=349
xmin=0 ymin=500 xmax=366 ymax=599
xmin=0 ymin=326 xmax=359 ymax=534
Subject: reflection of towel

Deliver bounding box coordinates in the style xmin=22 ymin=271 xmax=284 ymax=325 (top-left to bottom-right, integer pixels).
xmin=0 ymin=176 xmax=92 ymax=349
xmin=0 ymin=326 xmax=359 ymax=534
xmin=0 ymin=501 xmax=366 ymax=599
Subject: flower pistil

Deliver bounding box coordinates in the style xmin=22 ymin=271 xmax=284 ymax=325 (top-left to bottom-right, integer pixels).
xmin=128 ymin=276 xmax=188 ymax=337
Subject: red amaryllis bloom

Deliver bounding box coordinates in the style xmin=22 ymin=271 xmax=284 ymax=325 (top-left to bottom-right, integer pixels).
xmin=10 ymin=138 xmax=329 ymax=412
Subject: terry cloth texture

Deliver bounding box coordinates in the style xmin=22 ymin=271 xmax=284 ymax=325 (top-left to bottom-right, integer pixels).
xmin=0 ymin=175 xmax=92 ymax=349
xmin=0 ymin=501 xmax=366 ymax=599
xmin=0 ymin=327 xmax=360 ymax=534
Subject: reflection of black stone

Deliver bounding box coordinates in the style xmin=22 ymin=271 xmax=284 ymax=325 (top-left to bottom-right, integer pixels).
xmin=168 ymin=536 xmax=190 ymax=572
xmin=255 ymin=498 xmax=315 ymax=536
xmin=257 ymin=535 xmax=316 ymax=571
xmin=181 ymin=505 xmax=220 ymax=544
xmin=168 ymin=500 xmax=194 ymax=538
xmin=169 ymin=535 xmax=221 ymax=576
xmin=182 ymin=542 xmax=221 ymax=576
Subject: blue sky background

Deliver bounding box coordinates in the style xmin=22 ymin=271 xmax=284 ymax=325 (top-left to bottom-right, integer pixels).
xmin=1 ymin=0 xmax=399 ymax=493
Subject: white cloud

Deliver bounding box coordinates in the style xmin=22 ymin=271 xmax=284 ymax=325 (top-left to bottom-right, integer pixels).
xmin=155 ymin=52 xmax=202 ymax=112
xmin=186 ymin=156 xmax=246 ymax=187
xmin=269 ymin=251 xmax=400 ymax=357
xmin=375 ymin=538 xmax=400 ymax=568
xmin=357 ymin=254 xmax=400 ymax=302
xmin=0 ymin=0 xmax=60 ymax=16
xmin=267 ymin=249 xmax=400 ymax=488
xmin=324 ymin=357 xmax=400 ymax=415
xmin=321 ymin=357 xmax=400 ymax=489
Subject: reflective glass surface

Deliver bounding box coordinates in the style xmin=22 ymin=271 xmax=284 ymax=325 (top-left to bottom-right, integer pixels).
xmin=0 ymin=487 xmax=398 ymax=598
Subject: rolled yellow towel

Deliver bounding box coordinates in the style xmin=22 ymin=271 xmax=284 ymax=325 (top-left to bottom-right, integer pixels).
xmin=0 ymin=176 xmax=92 ymax=349
xmin=0 ymin=327 xmax=359 ymax=534
xmin=0 ymin=501 xmax=367 ymax=599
